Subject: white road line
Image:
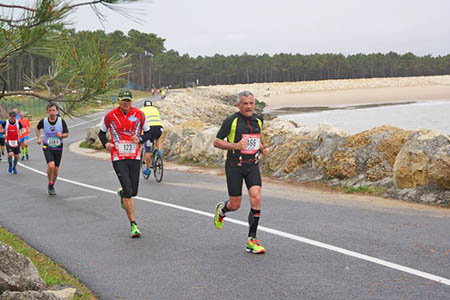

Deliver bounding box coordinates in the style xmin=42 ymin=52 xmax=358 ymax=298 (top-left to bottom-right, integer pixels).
xmin=17 ymin=162 xmax=450 ymax=286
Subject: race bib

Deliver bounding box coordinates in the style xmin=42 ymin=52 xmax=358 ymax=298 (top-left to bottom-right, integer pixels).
xmin=48 ymin=137 xmax=61 ymax=148
xmin=8 ymin=140 xmax=18 ymax=147
xmin=117 ymin=141 xmax=138 ymax=157
xmin=241 ymin=134 xmax=260 ymax=154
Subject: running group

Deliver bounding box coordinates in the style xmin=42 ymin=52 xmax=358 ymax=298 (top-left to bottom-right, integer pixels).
xmin=1 ymin=90 xmax=269 ymax=254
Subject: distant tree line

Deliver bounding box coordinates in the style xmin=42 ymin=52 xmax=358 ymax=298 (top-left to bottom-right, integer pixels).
xmin=2 ymin=29 xmax=449 ymax=91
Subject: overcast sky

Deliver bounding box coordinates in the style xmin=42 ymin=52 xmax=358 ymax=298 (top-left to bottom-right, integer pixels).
xmin=59 ymin=0 xmax=450 ymax=56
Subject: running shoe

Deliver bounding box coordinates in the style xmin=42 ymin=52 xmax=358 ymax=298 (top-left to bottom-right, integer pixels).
xmin=117 ymin=188 xmax=125 ymax=209
xmin=214 ymin=202 xmax=225 ymax=230
xmin=8 ymin=165 xmax=12 ymax=173
xmin=131 ymin=224 xmax=141 ymax=238
xmin=246 ymin=237 xmax=266 ymax=254
xmin=143 ymin=167 xmax=150 ymax=178
xmin=48 ymin=184 xmax=56 ymax=196
xmin=12 ymin=167 xmax=17 ymax=174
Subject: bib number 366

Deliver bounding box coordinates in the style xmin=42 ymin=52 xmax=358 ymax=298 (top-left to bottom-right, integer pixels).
xmin=241 ymin=134 xmax=260 ymax=154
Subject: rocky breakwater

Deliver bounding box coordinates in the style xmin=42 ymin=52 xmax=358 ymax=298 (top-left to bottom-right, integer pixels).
xmin=198 ymin=75 xmax=450 ymax=100
xmin=84 ymin=88 xmax=450 ymax=205
xmin=0 ymin=242 xmax=81 ymax=300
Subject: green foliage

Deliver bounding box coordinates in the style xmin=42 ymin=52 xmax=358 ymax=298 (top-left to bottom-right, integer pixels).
xmin=345 ymin=185 xmax=384 ymax=195
xmin=0 ymin=0 xmax=141 ymax=115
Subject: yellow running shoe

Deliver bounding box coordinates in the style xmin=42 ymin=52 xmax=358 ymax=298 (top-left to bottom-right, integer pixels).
xmin=214 ymin=202 xmax=225 ymax=229
xmin=246 ymin=237 xmax=265 ymax=254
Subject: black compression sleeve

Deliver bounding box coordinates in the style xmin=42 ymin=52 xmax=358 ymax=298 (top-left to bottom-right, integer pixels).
xmin=98 ymin=130 xmax=108 ymax=148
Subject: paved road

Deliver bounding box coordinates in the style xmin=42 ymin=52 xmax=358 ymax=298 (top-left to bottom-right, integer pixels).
xmin=1 ymin=100 xmax=449 ymax=300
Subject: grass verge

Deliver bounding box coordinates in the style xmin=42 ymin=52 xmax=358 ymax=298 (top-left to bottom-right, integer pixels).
xmin=345 ymin=185 xmax=384 ymax=195
xmin=0 ymin=225 xmax=97 ymax=299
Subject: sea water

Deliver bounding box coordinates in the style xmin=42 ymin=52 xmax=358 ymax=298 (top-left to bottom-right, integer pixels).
xmin=279 ymin=100 xmax=450 ymax=135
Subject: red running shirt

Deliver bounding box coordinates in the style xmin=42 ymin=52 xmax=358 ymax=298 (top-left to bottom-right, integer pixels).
xmin=101 ymin=106 xmax=148 ymax=161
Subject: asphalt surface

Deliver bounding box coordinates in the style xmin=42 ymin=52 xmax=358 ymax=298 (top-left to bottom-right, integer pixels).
xmin=1 ymin=97 xmax=449 ymax=300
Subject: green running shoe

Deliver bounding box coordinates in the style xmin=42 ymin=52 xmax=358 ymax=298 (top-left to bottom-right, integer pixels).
xmin=131 ymin=224 xmax=141 ymax=238
xmin=117 ymin=188 xmax=125 ymax=209
xmin=246 ymin=237 xmax=266 ymax=254
xmin=214 ymin=202 xmax=225 ymax=230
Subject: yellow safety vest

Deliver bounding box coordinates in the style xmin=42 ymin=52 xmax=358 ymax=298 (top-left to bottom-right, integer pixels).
xmin=141 ymin=106 xmax=164 ymax=127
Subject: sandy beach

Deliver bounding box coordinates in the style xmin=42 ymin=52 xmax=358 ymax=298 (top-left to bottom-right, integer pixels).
xmin=200 ymin=75 xmax=450 ymax=109
xmin=263 ymin=84 xmax=450 ymax=109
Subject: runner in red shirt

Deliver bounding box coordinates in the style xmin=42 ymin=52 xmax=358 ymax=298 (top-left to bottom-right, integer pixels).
xmin=19 ymin=112 xmax=30 ymax=160
xmin=98 ymin=90 xmax=152 ymax=238
xmin=0 ymin=111 xmax=23 ymax=174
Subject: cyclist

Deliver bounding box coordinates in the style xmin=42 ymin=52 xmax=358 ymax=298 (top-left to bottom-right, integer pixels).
xmin=36 ymin=102 xmax=69 ymax=195
xmin=19 ymin=112 xmax=30 ymax=160
xmin=98 ymin=90 xmax=152 ymax=238
xmin=0 ymin=111 xmax=23 ymax=174
xmin=140 ymin=100 xmax=164 ymax=177
xmin=213 ymin=91 xmax=270 ymax=254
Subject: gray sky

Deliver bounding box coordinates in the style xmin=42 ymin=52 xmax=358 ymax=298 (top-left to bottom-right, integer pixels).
xmin=69 ymin=0 xmax=449 ymax=56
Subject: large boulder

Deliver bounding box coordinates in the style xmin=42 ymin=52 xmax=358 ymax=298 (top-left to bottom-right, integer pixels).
xmin=429 ymin=145 xmax=450 ymax=189
xmin=84 ymin=125 xmax=107 ymax=150
xmin=311 ymin=133 xmax=346 ymax=178
xmin=0 ymin=290 xmax=61 ymax=300
xmin=187 ymin=126 xmax=224 ymax=165
xmin=315 ymin=126 xmax=409 ymax=181
xmin=393 ymin=130 xmax=450 ymax=188
xmin=0 ymin=242 xmax=45 ymax=293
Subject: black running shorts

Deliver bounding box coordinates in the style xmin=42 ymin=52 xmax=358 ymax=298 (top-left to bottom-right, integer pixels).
xmin=225 ymin=161 xmax=262 ymax=197
xmin=0 ymin=137 xmax=5 ymax=147
xmin=112 ymin=159 xmax=141 ymax=198
xmin=6 ymin=144 xmax=21 ymax=155
xmin=43 ymin=148 xmax=63 ymax=167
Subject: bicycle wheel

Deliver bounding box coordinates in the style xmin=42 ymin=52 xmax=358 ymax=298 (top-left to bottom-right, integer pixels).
xmin=140 ymin=147 xmax=150 ymax=180
xmin=153 ymin=149 xmax=163 ymax=182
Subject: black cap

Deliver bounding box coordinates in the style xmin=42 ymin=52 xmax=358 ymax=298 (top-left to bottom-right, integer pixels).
xmin=118 ymin=90 xmax=133 ymax=101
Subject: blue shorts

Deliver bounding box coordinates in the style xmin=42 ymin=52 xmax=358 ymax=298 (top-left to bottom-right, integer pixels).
xmin=19 ymin=136 xmax=29 ymax=143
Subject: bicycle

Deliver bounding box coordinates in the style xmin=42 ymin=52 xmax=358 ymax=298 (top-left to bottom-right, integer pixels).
xmin=140 ymin=142 xmax=163 ymax=182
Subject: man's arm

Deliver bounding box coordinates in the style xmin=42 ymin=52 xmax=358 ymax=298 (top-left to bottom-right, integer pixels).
xmin=36 ymin=120 xmax=43 ymax=144
xmin=98 ymin=118 xmax=112 ymax=151
xmin=57 ymin=119 xmax=69 ymax=139
xmin=213 ymin=138 xmax=247 ymax=151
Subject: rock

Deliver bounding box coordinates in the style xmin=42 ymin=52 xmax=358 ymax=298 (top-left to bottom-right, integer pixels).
xmin=188 ymin=127 xmax=223 ymax=164
xmin=0 ymin=242 xmax=45 ymax=293
xmin=393 ymin=129 xmax=450 ymax=188
xmin=46 ymin=285 xmax=82 ymax=300
xmin=282 ymin=140 xmax=317 ymax=174
xmin=180 ymin=120 xmax=205 ymax=133
xmin=307 ymin=123 xmax=347 ymax=139
xmin=327 ymin=150 xmax=357 ymax=179
xmin=429 ymin=145 xmax=450 ymax=189
xmin=261 ymin=117 xmax=298 ymax=145
xmin=311 ymin=133 xmax=346 ymax=176
xmin=364 ymin=126 xmax=410 ymax=181
xmin=0 ymin=291 xmax=61 ymax=300
xmin=85 ymin=125 xmax=109 ymax=150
